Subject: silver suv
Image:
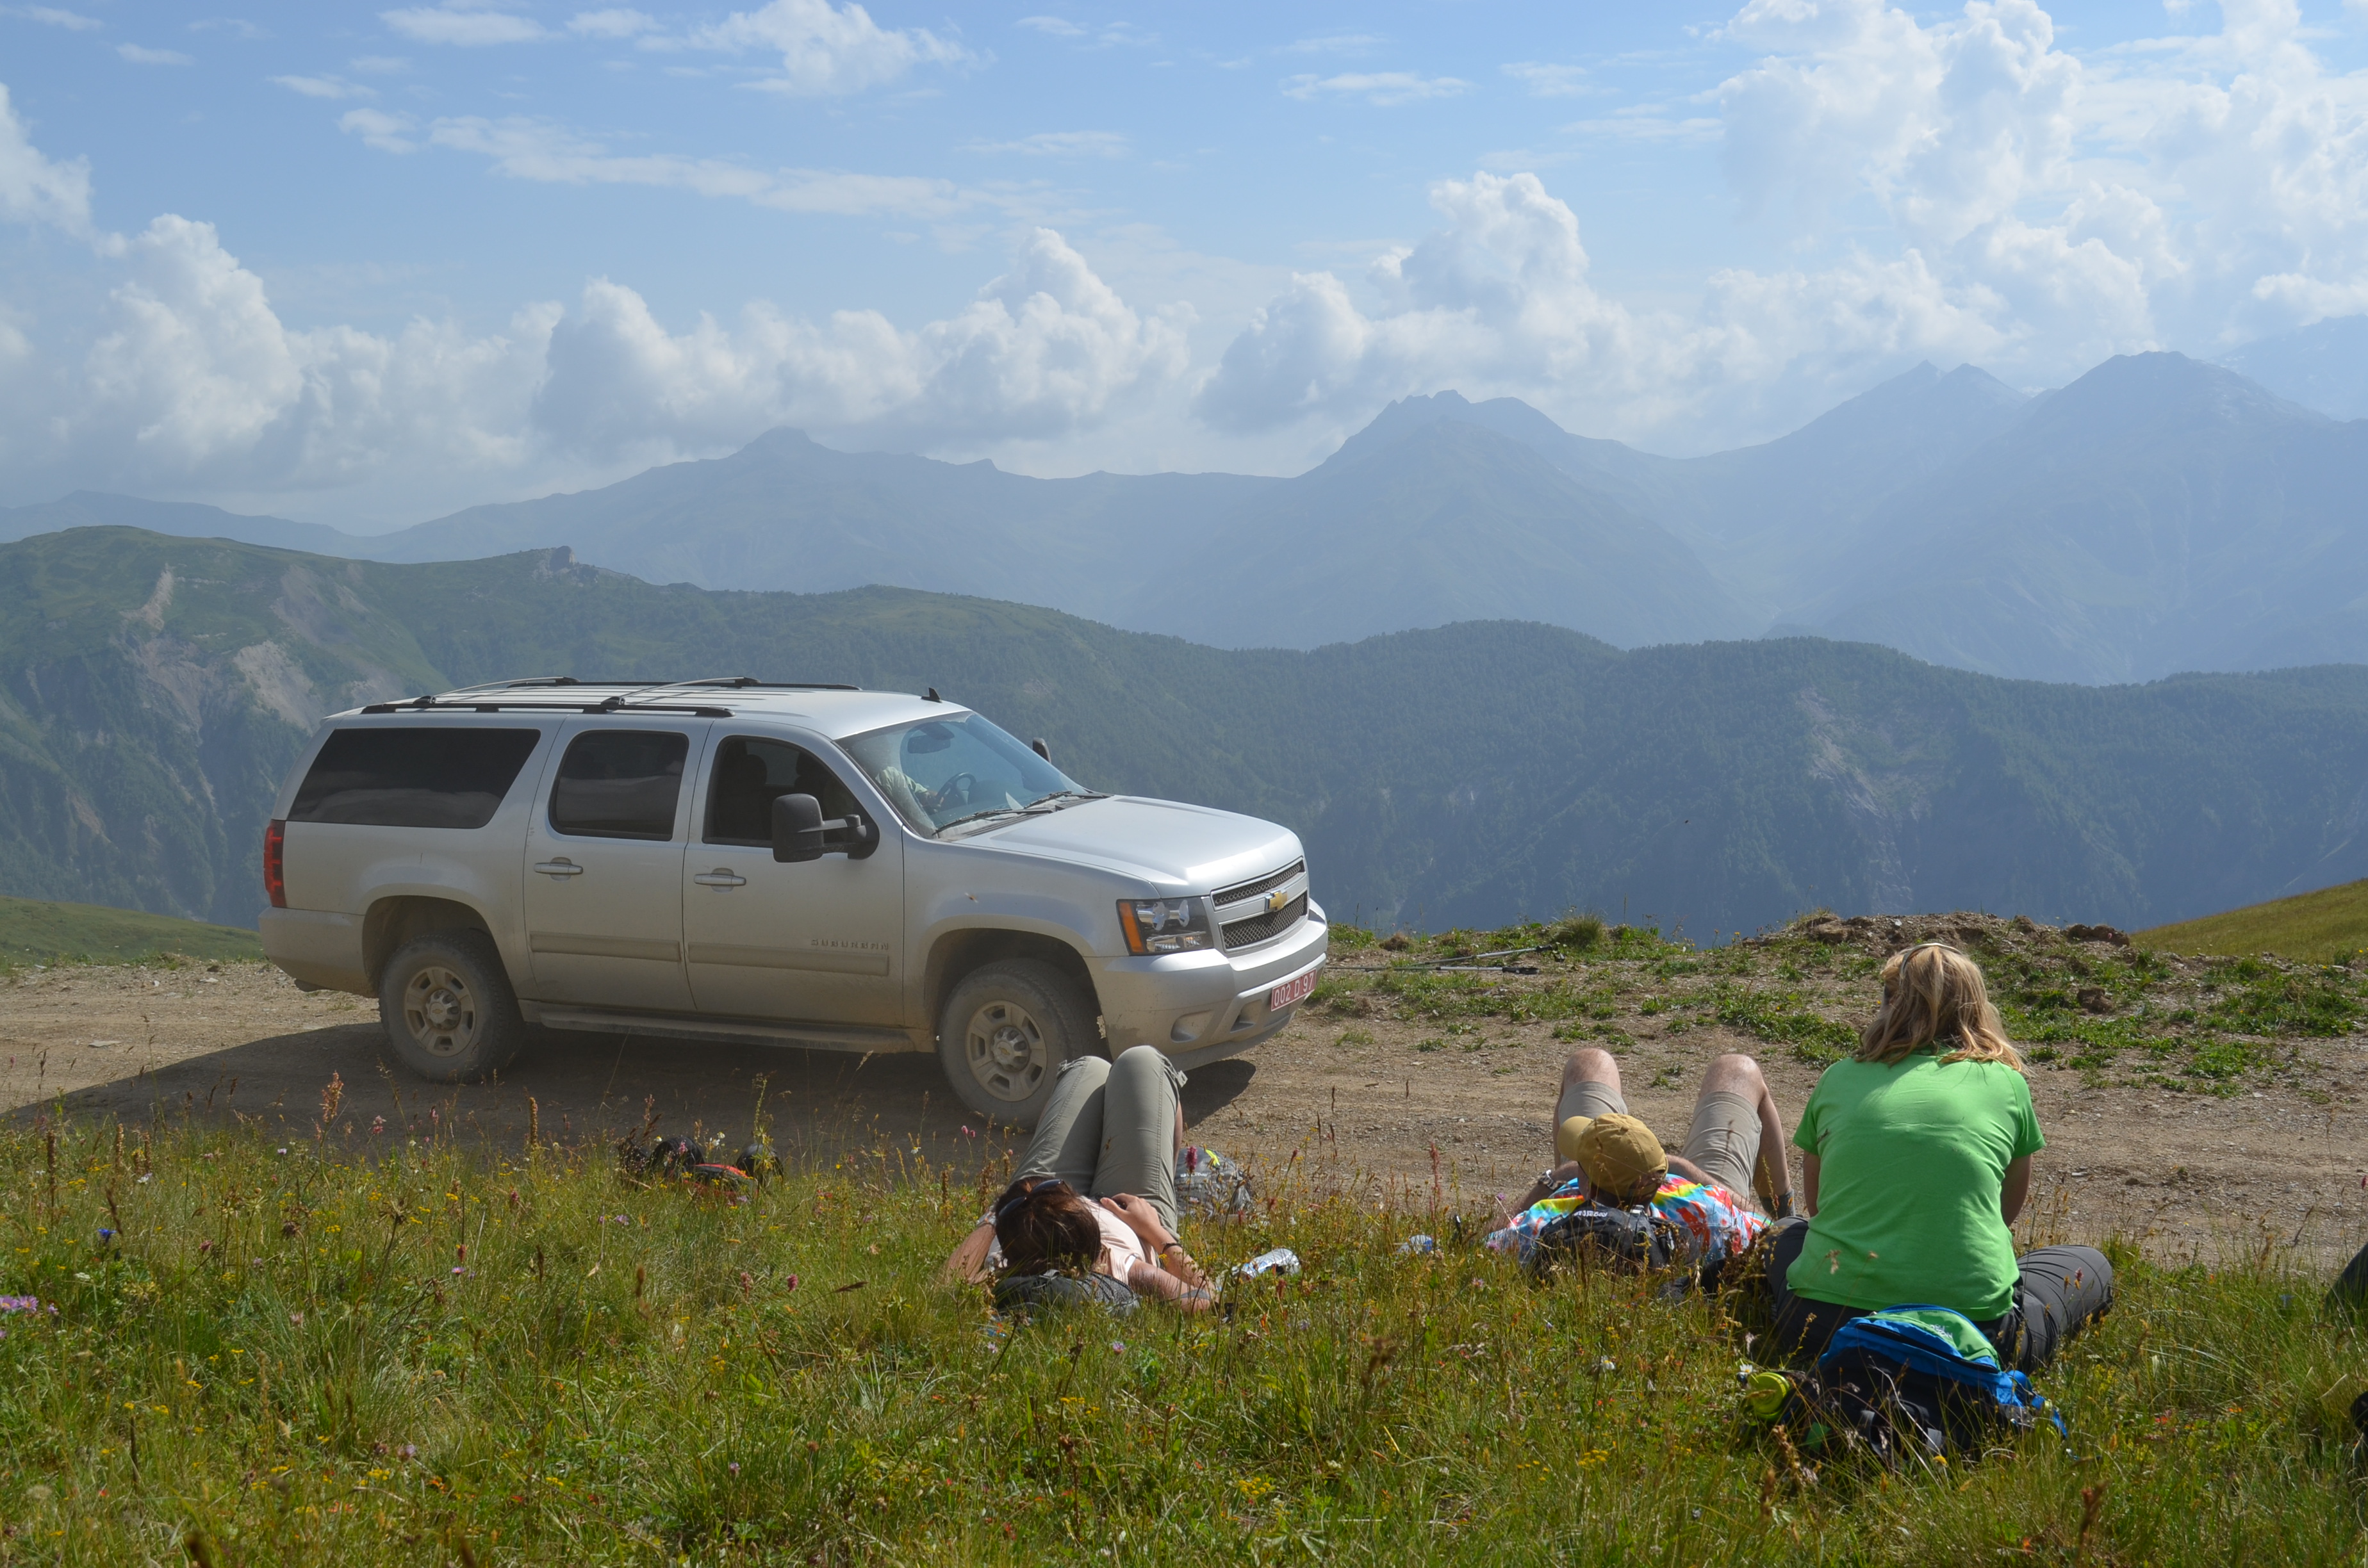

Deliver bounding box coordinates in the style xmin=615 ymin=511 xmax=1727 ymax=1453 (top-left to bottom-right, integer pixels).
xmin=258 ymin=678 xmax=1328 ymax=1124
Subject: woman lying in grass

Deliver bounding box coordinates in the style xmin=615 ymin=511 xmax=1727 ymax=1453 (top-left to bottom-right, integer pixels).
xmin=1765 ymin=941 xmax=2113 ymax=1371
xmin=943 ymin=1045 xmax=1218 ymax=1311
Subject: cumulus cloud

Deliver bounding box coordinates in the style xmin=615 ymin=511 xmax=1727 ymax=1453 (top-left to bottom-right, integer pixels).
xmin=338 ymin=108 xmax=419 ymax=153
xmin=0 ymin=101 xmax=1187 ymax=513
xmin=380 ymin=6 xmax=548 ymax=45
xmin=686 ymin=0 xmax=974 ymax=96
xmin=1281 ymin=72 xmax=1467 ymax=106
xmin=12 ymin=6 xmax=103 ymax=31
xmin=1502 ymin=63 xmax=1595 ymax=98
xmin=1210 ymin=0 xmax=2368 ymax=450
xmin=568 ymin=8 xmax=655 ymax=38
xmin=274 ymin=74 xmax=375 ymax=99
xmin=962 ymin=130 xmax=1128 ymax=158
xmin=536 ymin=227 xmax=1188 ymax=454
xmin=0 ymin=83 xmax=92 ymax=236
xmin=1711 ymin=0 xmax=2368 ymax=354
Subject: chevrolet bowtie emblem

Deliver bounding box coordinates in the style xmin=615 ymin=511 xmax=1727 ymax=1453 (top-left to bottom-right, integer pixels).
xmin=1265 ymin=886 xmax=1290 ymax=913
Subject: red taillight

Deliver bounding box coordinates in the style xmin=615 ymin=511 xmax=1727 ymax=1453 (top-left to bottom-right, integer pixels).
xmin=263 ymin=819 xmax=286 ymax=908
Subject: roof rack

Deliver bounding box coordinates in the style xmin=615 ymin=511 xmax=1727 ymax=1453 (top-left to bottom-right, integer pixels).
xmin=352 ymin=674 xmax=866 ymax=719
xmin=358 ymin=698 xmax=736 ymax=717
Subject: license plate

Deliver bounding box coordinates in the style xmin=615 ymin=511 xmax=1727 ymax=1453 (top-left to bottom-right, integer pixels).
xmin=1269 ymin=969 xmax=1319 ymax=1012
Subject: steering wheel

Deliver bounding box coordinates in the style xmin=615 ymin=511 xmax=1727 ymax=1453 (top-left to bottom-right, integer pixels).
xmin=921 ymin=772 xmax=976 ymax=812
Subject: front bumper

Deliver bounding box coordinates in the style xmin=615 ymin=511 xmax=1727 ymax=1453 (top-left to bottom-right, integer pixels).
xmin=1092 ymin=903 xmax=1328 ymax=1064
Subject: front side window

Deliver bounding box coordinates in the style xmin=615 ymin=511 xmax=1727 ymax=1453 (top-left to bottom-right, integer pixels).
xmin=840 ymin=712 xmax=1092 ymax=836
xmin=704 ymin=736 xmax=862 ymax=845
xmin=548 ymin=730 xmax=689 ymax=840
xmin=290 ymin=727 xmax=541 ymax=829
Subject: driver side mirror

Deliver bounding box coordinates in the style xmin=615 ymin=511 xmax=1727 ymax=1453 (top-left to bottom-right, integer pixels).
xmin=771 ymin=793 xmax=880 ymax=863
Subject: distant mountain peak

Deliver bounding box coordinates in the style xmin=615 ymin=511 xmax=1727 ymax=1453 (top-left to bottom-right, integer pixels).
xmin=2026 ymin=350 xmax=2328 ymax=434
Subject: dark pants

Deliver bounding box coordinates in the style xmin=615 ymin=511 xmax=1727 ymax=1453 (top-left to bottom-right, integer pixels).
xmin=1762 ymin=1217 xmax=2114 ymax=1374
xmin=2331 ymin=1237 xmax=2368 ymax=1318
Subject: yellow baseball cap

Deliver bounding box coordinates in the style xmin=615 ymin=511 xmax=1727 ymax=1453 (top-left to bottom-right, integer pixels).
xmin=1555 ymin=1115 xmax=1593 ymax=1165
xmin=1574 ymin=1113 xmax=1668 ymax=1199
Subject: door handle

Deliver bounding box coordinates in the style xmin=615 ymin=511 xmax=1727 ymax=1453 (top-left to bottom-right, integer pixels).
xmin=693 ymin=869 xmax=747 ymax=888
xmin=533 ymin=859 xmax=584 ymax=878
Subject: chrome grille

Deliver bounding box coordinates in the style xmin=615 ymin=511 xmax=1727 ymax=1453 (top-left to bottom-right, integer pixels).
xmin=1213 ymin=859 xmax=1304 ymax=909
xmin=1222 ymin=892 xmax=1308 ymax=951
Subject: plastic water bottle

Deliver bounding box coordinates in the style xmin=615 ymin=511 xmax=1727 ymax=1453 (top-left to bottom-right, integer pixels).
xmin=1399 ymin=1234 xmax=1437 ymax=1255
xmin=1238 ymin=1247 xmax=1301 ymax=1279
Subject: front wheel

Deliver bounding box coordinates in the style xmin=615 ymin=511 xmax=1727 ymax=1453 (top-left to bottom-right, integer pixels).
xmin=937 ymin=959 xmax=1096 ymax=1127
xmin=377 ymin=928 xmax=526 ymax=1083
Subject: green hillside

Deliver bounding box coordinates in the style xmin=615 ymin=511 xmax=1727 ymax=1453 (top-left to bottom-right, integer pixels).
xmin=10 ymin=525 xmax=2368 ymax=937
xmin=2137 ymin=878 xmax=2368 ymax=960
xmin=0 ymin=894 xmax=259 ymax=966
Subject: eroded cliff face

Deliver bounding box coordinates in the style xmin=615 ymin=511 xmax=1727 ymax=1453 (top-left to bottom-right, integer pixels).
xmin=0 ymin=542 xmax=448 ymax=924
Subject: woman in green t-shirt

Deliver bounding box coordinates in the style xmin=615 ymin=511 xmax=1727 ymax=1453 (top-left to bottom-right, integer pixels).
xmin=1764 ymin=942 xmax=2112 ymax=1371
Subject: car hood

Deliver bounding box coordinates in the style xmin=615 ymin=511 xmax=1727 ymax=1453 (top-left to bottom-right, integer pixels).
xmin=968 ymin=796 xmax=1303 ymax=892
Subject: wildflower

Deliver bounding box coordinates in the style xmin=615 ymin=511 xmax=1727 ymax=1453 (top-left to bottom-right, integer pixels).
xmin=728 ymin=1462 xmax=741 ymax=1476
xmin=136 ymin=1174 xmax=151 ymax=1185
xmin=398 ymin=1444 xmax=417 ymax=1460
xmin=372 ymin=1116 xmax=386 ymax=1136
xmin=96 ymin=1229 xmax=115 ymax=1243
xmin=277 ymin=1148 xmax=289 ymax=1156
xmin=960 ymin=1125 xmax=977 ymax=1137
xmin=197 ymin=1241 xmax=213 ymax=1255
xmin=0 ymin=1296 xmax=38 ymax=1313
xmin=1110 ymin=1341 xmax=1126 ymax=1353
xmin=288 ymin=1312 xmax=304 ymax=1327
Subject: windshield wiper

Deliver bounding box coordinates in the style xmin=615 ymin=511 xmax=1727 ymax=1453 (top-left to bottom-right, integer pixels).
xmin=935 ymin=806 xmax=1028 ymax=835
xmin=1021 ymin=790 xmax=1106 ymax=812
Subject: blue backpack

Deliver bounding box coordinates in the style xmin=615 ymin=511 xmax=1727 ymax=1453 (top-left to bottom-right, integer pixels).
xmin=1811 ymin=1305 xmax=2065 ymax=1463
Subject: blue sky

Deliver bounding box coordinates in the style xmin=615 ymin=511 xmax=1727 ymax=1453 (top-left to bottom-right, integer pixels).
xmin=4 ymin=1 xmax=2368 ymax=525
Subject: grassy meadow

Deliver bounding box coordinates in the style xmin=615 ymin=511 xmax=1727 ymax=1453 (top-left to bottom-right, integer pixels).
xmin=2137 ymin=879 xmax=2368 ymax=964
xmin=0 ymin=1091 xmax=2360 ymax=1566
xmin=0 ymin=895 xmax=260 ymax=970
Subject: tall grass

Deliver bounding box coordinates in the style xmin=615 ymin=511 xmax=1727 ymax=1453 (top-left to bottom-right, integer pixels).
xmin=0 ymin=1106 xmax=2361 ymax=1565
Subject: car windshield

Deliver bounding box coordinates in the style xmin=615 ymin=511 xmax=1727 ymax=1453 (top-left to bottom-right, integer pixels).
xmin=839 ymin=712 xmax=1096 ymax=836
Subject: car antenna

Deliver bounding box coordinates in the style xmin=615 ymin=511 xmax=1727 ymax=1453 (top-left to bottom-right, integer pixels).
xmin=926 ymin=687 xmax=941 ymax=702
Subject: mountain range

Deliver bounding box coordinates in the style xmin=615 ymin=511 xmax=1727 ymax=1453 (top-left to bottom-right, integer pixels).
xmin=8 ymin=327 xmax=2368 ymax=686
xmin=15 ymin=525 xmax=2368 ymax=940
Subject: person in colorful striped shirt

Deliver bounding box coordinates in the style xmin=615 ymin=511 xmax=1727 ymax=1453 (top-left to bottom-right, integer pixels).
xmin=1486 ymin=1049 xmax=1793 ymax=1282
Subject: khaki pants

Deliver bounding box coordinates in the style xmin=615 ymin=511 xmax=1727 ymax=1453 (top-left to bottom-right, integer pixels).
xmin=1014 ymin=1045 xmax=1187 ymax=1236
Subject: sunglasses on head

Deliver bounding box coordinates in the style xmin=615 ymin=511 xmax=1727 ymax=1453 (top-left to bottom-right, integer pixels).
xmin=992 ymin=1177 xmax=1072 ymax=1224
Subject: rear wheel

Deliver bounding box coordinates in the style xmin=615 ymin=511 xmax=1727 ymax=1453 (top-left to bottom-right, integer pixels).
xmin=378 ymin=928 xmax=526 ymax=1083
xmin=937 ymin=959 xmax=1096 ymax=1128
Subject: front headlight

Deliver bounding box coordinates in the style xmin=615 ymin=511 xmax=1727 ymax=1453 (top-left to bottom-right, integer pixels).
xmin=1117 ymin=896 xmax=1212 ymax=954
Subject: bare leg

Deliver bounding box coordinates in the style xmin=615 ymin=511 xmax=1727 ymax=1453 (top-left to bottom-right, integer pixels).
xmin=1493 ymin=1049 xmax=1625 ymax=1229
xmin=1694 ymin=1052 xmax=1791 ymax=1208
xmin=1555 ymin=1047 xmax=1624 ymax=1128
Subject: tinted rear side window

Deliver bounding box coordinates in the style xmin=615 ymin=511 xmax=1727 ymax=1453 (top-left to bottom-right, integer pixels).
xmin=550 ymin=730 xmax=690 ymax=840
xmin=289 ymin=727 xmax=542 ymax=829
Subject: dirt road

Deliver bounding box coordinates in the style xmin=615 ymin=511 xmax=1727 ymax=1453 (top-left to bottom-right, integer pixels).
xmin=4 ymin=947 xmax=2363 ymax=1273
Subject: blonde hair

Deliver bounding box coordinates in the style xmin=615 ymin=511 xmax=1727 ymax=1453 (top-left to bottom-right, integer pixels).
xmin=1857 ymin=942 xmax=2023 ymax=1070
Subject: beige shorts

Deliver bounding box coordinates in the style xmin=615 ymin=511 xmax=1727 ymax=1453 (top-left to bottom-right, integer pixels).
xmin=1557 ymin=1081 xmax=1763 ymax=1208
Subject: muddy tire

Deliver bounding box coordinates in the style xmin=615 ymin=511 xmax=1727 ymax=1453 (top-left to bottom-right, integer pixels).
xmin=377 ymin=928 xmax=526 ymax=1083
xmin=938 ymin=959 xmax=1095 ymax=1128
